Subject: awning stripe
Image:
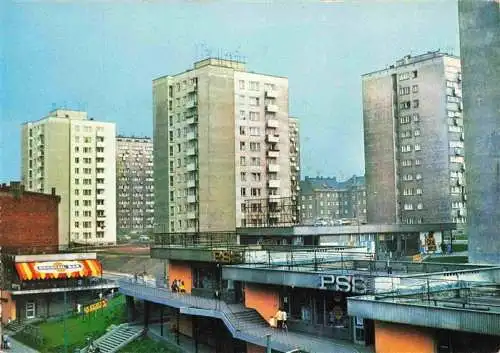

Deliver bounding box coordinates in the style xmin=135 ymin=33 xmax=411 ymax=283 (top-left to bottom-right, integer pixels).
xmin=15 ymin=260 xmax=102 ymax=281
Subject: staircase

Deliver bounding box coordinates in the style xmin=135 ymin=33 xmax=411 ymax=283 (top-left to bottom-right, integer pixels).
xmin=231 ymin=309 xmax=270 ymax=331
xmin=80 ymin=324 xmax=144 ymax=353
xmin=5 ymin=321 xmax=25 ymax=333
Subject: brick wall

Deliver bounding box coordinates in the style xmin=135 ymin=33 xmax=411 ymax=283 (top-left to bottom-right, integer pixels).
xmin=375 ymin=321 xmax=436 ymax=353
xmin=1 ymin=291 xmax=16 ymax=324
xmin=168 ymin=261 xmax=193 ymax=293
xmin=0 ymin=184 xmax=60 ymax=250
xmin=244 ymin=283 xmax=279 ymax=324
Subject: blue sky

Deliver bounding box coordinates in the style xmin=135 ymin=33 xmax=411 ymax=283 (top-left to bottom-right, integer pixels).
xmin=0 ymin=0 xmax=460 ymax=183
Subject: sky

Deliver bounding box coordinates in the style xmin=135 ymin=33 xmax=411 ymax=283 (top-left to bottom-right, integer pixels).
xmin=0 ymin=0 xmax=460 ymax=183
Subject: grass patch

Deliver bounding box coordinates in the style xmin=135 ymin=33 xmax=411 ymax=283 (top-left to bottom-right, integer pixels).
xmin=118 ymin=337 xmax=182 ymax=353
xmin=424 ymin=255 xmax=468 ymax=264
xmin=15 ymin=295 xmax=126 ymax=353
xmin=452 ymin=243 xmax=468 ymax=252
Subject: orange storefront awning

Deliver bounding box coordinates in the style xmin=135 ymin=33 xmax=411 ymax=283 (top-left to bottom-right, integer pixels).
xmin=15 ymin=259 xmax=102 ymax=281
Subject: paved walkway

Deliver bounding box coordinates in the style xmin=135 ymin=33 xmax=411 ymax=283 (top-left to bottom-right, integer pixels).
xmin=1 ymin=331 xmax=39 ymax=353
xmin=119 ymin=280 xmax=374 ymax=353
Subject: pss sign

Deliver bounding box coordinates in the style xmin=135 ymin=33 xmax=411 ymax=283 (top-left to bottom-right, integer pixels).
xmin=319 ymin=275 xmax=368 ymax=294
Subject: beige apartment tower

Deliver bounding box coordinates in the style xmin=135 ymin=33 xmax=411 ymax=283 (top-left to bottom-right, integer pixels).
xmin=363 ymin=52 xmax=466 ymax=228
xmin=21 ymin=109 xmax=117 ymax=246
xmin=153 ymin=58 xmax=295 ymax=234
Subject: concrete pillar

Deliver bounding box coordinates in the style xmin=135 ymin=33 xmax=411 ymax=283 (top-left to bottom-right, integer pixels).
xmin=125 ymin=296 xmax=136 ymax=322
xmin=144 ymin=301 xmax=150 ymax=330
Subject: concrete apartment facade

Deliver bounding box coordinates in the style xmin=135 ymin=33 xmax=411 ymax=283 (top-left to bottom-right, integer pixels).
xmin=289 ymin=117 xmax=301 ymax=212
xmin=21 ymin=109 xmax=117 ymax=246
xmin=116 ymin=136 xmax=154 ymax=235
xmin=459 ymin=0 xmax=500 ymax=264
xmin=363 ymin=52 xmax=466 ymax=229
xmin=299 ymin=176 xmax=367 ymax=225
xmin=153 ymin=58 xmax=294 ymax=234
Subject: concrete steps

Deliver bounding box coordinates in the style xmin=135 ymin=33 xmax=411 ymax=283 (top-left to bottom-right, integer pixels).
xmin=81 ymin=324 xmax=143 ymax=353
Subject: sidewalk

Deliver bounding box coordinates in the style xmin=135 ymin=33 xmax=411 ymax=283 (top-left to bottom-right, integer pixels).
xmin=1 ymin=333 xmax=40 ymax=353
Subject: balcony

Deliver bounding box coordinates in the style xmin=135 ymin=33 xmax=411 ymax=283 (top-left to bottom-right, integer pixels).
xmin=267 ymin=150 xmax=279 ymax=158
xmin=186 ymin=100 xmax=197 ymax=109
xmin=186 ymin=116 xmax=198 ymax=125
xmin=186 ymin=163 xmax=197 ymax=172
xmin=266 ymin=119 xmax=279 ymax=128
xmin=186 ymin=132 xmax=197 ymax=141
xmin=186 ymin=83 xmax=197 ymax=93
xmin=187 ymin=195 xmax=197 ymax=203
xmin=187 ymin=212 xmax=197 ymax=220
xmin=266 ymin=134 xmax=280 ymax=143
xmin=186 ymin=147 xmax=197 ymax=156
xmin=265 ymin=104 xmax=279 ymax=113
xmin=268 ymin=180 xmax=280 ymax=188
xmin=268 ymin=164 xmax=280 ymax=173
xmin=186 ymin=179 xmax=196 ymax=188
xmin=265 ymin=90 xmax=277 ymax=98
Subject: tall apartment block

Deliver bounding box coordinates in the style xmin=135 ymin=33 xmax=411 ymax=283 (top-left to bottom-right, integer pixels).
xmin=116 ymin=136 xmax=154 ymax=235
xmin=459 ymin=0 xmax=500 ymax=264
xmin=363 ymin=52 xmax=466 ymax=227
xmin=153 ymin=58 xmax=293 ymax=234
xmin=21 ymin=109 xmax=117 ymax=246
xmin=300 ymin=175 xmax=366 ymax=225
xmin=289 ymin=117 xmax=301 ymax=217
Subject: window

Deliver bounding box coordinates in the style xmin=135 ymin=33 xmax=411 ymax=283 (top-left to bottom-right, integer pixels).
xmin=414 ymin=129 xmax=421 ymax=137
xmin=403 ymin=188 xmax=414 ymax=195
xmin=413 ymin=100 xmax=419 ymax=108
xmin=240 ymin=172 xmax=246 ymax=181
xmin=414 ymin=144 xmax=421 ymax=151
xmin=403 ymin=174 xmax=414 ymax=181
xmin=240 ymin=156 xmax=246 ymax=166
xmin=401 ymin=160 xmax=412 ymax=167
xmin=412 ymin=85 xmax=419 ymax=93
xmin=249 ymin=111 xmax=260 ymax=121
xmin=249 ymin=81 xmax=260 ymax=91
xmin=399 ymin=72 xmax=410 ymax=81
xmin=399 ymin=87 xmax=410 ymax=95
xmin=240 ymin=110 xmax=246 ymax=120
xmin=415 ymin=159 xmax=422 ymax=166
xmin=74 ymin=147 xmax=80 ymax=153
xmin=401 ymin=145 xmax=412 ymax=153
xmin=83 ymin=200 xmax=92 ymax=206
xmin=83 ymin=189 xmax=92 ymax=196
xmin=412 ymin=113 xmax=420 ymax=122
xmin=83 ymin=210 xmax=92 ymax=217
xmin=249 ymin=142 xmax=261 ymax=152
xmin=251 ymin=172 xmax=261 ymax=181
xmin=249 ymin=127 xmax=260 ymax=136
xmin=251 ymin=188 xmax=261 ymax=196
xmin=249 ymin=97 xmax=260 ymax=106
xmin=417 ymin=203 xmax=423 ymax=210
xmin=239 ymin=80 xmax=245 ymax=90
xmin=240 ymin=142 xmax=246 ymax=151
xmin=74 ymin=157 xmax=80 ymax=164
xmin=26 ymin=302 xmax=36 ymax=319
xmin=400 ymin=115 xmax=411 ymax=124
xmin=415 ymin=173 xmax=422 ymax=180
xmin=240 ymin=187 xmax=246 ymax=197
xmin=74 ymin=221 xmax=80 ymax=228
xmin=412 ymin=70 xmax=418 ymax=78
xmin=404 ymin=203 xmax=414 ymax=210
xmin=239 ymin=126 xmax=246 ymax=135
xmin=251 ymin=157 xmax=261 ymax=166
xmin=399 ymin=101 xmax=411 ymax=110
xmin=416 ymin=188 xmax=423 ymax=195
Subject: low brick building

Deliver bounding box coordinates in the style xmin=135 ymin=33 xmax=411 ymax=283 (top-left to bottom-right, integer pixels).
xmin=0 ymin=181 xmax=60 ymax=252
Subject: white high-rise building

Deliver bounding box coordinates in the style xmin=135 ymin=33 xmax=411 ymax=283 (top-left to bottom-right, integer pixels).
xmin=21 ymin=109 xmax=117 ymax=246
xmin=153 ymin=58 xmax=297 ymax=234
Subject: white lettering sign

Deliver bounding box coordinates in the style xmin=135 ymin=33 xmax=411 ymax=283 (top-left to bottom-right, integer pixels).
xmin=319 ymin=275 xmax=368 ymax=294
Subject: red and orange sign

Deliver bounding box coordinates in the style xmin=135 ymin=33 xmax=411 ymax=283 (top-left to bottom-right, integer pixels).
xmin=15 ymin=259 xmax=102 ymax=281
